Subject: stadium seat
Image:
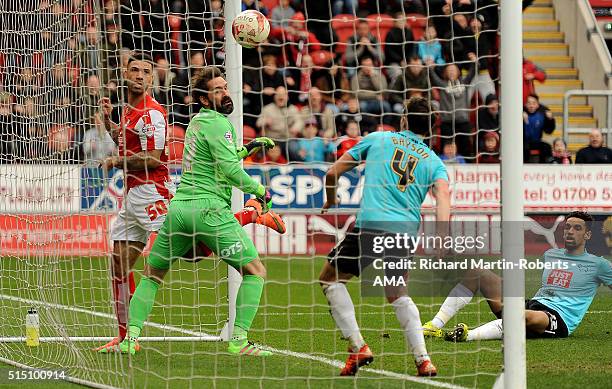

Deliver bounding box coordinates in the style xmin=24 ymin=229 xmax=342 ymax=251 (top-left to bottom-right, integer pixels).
xmin=310 ymin=50 xmax=334 ymax=67
xmin=367 ymin=14 xmax=395 ymax=46
xmin=243 ymin=124 xmax=256 ymax=143
xmin=260 ymin=0 xmax=279 ymax=12
xmin=331 ymin=14 xmax=357 ymax=54
xmin=406 ymin=13 xmax=427 ymax=41
xmin=167 ymin=125 xmax=185 ymax=164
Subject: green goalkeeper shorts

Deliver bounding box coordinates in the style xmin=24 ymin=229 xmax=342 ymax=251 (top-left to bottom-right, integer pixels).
xmin=147 ymin=198 xmax=258 ymax=271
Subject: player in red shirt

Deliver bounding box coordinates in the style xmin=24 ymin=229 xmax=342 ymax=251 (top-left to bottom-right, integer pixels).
xmin=95 ymin=52 xmax=285 ymax=353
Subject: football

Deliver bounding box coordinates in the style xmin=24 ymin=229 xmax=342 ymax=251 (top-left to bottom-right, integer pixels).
xmin=231 ymin=10 xmax=270 ymax=48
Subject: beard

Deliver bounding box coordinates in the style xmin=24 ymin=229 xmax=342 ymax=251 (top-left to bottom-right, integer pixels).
xmin=214 ymin=96 xmax=234 ymax=115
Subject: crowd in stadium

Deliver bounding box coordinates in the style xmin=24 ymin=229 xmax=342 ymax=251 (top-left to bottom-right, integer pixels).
xmin=0 ymin=0 xmax=610 ymax=165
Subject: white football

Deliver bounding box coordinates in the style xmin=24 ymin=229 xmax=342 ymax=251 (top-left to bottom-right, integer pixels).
xmin=231 ymin=10 xmax=270 ymax=48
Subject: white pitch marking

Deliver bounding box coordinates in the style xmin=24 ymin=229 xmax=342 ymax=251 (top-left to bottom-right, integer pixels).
xmin=0 ymin=293 xmax=469 ymax=388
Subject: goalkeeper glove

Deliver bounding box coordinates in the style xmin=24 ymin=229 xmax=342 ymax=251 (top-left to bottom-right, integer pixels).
xmin=255 ymin=184 xmax=273 ymax=212
xmin=237 ymin=137 xmax=275 ymax=159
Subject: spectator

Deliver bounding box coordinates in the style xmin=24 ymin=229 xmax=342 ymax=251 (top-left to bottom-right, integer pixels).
xmin=429 ymin=59 xmax=477 ymax=158
xmin=100 ymin=25 xmax=122 ymax=85
xmin=390 ymin=56 xmax=430 ymax=114
xmin=245 ymin=54 xmax=293 ymax=107
xmin=345 ymin=20 xmax=384 ymax=78
xmin=477 ymin=131 xmax=500 ymax=164
xmin=523 ymin=58 xmax=546 ymax=104
xmin=245 ymin=144 xmax=288 ymax=165
xmin=82 ymin=115 xmax=116 ymax=166
xmin=477 ymin=94 xmax=499 ymax=131
xmin=335 ymin=95 xmax=377 ymax=135
xmin=351 ymin=56 xmax=390 ymax=117
xmin=550 ymin=138 xmax=572 ymax=164
xmin=242 ymin=0 xmax=268 ymax=16
xmin=0 ymin=92 xmax=12 ymax=163
xmin=384 ymin=13 xmax=415 ymax=83
xmin=444 ymin=13 xmax=474 ymax=69
xmin=333 ymin=0 xmax=358 ymax=15
xmin=440 ymin=141 xmax=466 ymax=164
xmin=78 ymin=25 xmax=100 ymax=73
xmin=300 ymin=87 xmax=335 ymax=138
xmin=290 ymin=118 xmax=335 ymax=163
xmin=80 ymin=73 xmax=101 ymax=129
xmin=335 ymin=119 xmax=361 ymax=158
xmin=152 ymin=58 xmax=183 ymax=122
xmin=575 ymin=129 xmax=612 ymax=164
xmin=523 ymin=94 xmax=555 ymax=163
xmin=466 ymin=16 xmax=496 ymax=102
xmin=256 ymin=86 xmax=304 ymax=155
xmin=477 ymin=93 xmax=499 ymax=150
xmin=269 ymin=12 xmax=320 ymax=72
xmin=271 ymin=0 xmax=296 ymax=29
xmin=417 ymin=25 xmax=446 ymax=66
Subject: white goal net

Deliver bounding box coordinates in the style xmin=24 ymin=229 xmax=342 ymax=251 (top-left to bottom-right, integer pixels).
xmin=0 ymin=0 xmax=543 ymax=388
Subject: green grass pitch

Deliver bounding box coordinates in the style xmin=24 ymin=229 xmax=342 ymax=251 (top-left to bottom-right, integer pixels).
xmin=0 ymin=256 xmax=610 ymax=388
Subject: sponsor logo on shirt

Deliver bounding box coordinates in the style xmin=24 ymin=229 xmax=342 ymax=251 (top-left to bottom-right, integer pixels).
xmin=547 ymin=269 xmax=573 ymax=288
xmin=142 ymin=123 xmax=155 ymax=138
xmin=224 ymin=130 xmax=233 ymax=144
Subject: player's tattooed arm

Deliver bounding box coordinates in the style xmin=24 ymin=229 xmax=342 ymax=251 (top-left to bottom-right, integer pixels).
xmin=99 ymin=97 xmax=121 ymax=144
xmin=100 ymin=150 xmax=163 ymax=171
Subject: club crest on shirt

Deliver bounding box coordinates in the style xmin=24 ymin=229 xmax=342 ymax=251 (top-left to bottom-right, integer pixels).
xmin=141 ymin=123 xmax=155 ymax=138
xmin=224 ymin=130 xmax=233 ymax=144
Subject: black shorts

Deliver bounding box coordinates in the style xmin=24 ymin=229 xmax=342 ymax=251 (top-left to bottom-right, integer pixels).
xmin=492 ymin=300 xmax=568 ymax=338
xmin=326 ymin=227 xmax=410 ymax=278
xmin=524 ymin=299 xmax=569 ymax=338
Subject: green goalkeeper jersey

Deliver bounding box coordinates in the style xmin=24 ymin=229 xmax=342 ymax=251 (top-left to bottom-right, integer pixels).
xmin=173 ymin=108 xmax=262 ymax=204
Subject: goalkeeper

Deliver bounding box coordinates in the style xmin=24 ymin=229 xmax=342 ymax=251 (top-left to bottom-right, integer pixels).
xmin=107 ymin=67 xmax=275 ymax=356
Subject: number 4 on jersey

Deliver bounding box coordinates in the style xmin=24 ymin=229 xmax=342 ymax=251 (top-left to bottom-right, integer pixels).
xmin=391 ymin=148 xmax=418 ymax=192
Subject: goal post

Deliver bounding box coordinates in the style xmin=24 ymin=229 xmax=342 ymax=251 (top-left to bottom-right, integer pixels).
xmin=500 ymin=0 xmax=527 ymax=387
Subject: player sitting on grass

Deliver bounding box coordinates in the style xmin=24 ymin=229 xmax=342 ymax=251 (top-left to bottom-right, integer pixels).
xmin=95 ymin=55 xmax=284 ymax=353
xmin=101 ymin=66 xmax=278 ymax=356
xmin=319 ymin=97 xmax=451 ymax=377
xmin=423 ymin=211 xmax=612 ymax=341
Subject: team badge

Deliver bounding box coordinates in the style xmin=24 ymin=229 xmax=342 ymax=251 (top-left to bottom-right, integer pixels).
xmin=224 ymin=130 xmax=233 ymax=144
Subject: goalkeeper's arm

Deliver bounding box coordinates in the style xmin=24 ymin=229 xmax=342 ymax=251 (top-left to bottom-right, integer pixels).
xmin=207 ymin=124 xmax=266 ymax=197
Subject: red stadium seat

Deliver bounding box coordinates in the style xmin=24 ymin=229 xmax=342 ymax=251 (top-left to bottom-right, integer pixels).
xmin=260 ymin=0 xmax=279 ymax=13
xmin=331 ymin=14 xmax=357 ymax=54
xmin=406 ymin=13 xmax=427 ymax=41
xmin=367 ymin=14 xmax=395 ymax=45
xmin=243 ymin=125 xmax=256 ymax=143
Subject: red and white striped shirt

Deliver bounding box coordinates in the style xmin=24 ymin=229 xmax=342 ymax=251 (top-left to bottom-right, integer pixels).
xmin=118 ymin=95 xmax=169 ymax=194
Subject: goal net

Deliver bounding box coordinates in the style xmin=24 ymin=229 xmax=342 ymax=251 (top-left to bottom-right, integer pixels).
xmin=0 ymin=0 xmax=527 ymax=388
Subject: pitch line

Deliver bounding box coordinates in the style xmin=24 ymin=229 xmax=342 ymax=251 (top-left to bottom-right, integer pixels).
xmin=0 ymin=293 xmax=468 ymax=389
xmin=0 ymin=293 xmax=220 ymax=340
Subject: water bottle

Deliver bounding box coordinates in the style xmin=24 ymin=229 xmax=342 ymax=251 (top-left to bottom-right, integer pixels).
xmin=25 ymin=308 xmax=40 ymax=347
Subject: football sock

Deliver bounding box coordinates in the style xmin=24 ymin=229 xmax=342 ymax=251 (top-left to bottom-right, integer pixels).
xmin=127 ymin=276 xmax=160 ymax=339
xmin=432 ymin=283 xmax=474 ymax=329
xmin=467 ymin=319 xmax=503 ymax=341
xmin=323 ymin=283 xmax=365 ymax=352
xmin=112 ymin=274 xmax=131 ymax=340
xmin=231 ymin=275 xmax=264 ymax=345
xmin=392 ymin=296 xmax=429 ymax=363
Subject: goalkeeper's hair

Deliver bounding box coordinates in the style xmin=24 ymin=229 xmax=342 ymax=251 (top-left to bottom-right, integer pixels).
xmin=565 ymin=211 xmax=593 ymax=231
xmin=127 ymin=52 xmax=154 ymax=67
xmin=404 ymin=96 xmax=436 ymax=136
xmin=192 ymin=66 xmax=224 ymax=107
